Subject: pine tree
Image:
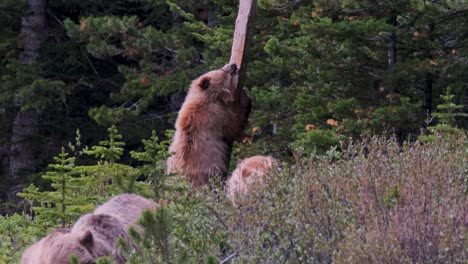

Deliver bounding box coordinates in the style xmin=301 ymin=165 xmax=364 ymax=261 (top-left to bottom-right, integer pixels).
xmin=239 ymin=0 xmax=467 ymax=155
xmin=78 ymin=125 xmax=143 ymax=195
xmin=85 ymin=125 xmax=125 ymax=164
xmin=17 ymin=126 xmax=143 ymax=227
xmin=18 ymin=147 xmax=95 ymax=227
xmin=130 ymin=130 xmax=174 ymax=199
xmin=431 ymin=87 xmax=468 ymax=131
xmin=420 ymin=87 xmax=467 ymax=142
xmin=62 ymin=0 xmax=210 ymax=127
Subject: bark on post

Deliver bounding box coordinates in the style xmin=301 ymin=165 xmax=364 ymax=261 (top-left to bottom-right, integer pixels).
xmin=229 ymin=0 xmax=257 ymax=100
xmin=224 ymin=0 xmax=257 ymax=174
xmin=8 ymin=0 xmax=47 ymax=201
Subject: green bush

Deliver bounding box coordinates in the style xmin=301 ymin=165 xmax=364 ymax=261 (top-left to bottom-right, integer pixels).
xmin=0 ymin=214 xmax=43 ymax=264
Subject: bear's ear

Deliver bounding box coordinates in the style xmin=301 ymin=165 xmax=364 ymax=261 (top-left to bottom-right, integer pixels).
xmin=241 ymin=166 xmax=254 ymax=179
xmin=199 ymin=77 xmax=211 ymax=90
xmin=79 ymin=230 xmax=94 ymax=249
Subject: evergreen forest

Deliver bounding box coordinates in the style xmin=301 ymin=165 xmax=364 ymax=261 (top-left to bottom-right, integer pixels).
xmin=0 ymin=0 xmax=467 ymax=263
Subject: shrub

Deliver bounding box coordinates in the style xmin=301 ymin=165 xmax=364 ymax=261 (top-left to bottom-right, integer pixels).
xmin=0 ymin=214 xmax=44 ymax=264
xmin=225 ymin=135 xmax=466 ymax=263
xmin=113 ymin=134 xmax=467 ymax=264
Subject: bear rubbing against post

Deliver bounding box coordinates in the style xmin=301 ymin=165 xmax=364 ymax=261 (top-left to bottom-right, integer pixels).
xmin=167 ymin=63 xmax=251 ymax=186
xmin=20 ymin=194 xmax=157 ymax=264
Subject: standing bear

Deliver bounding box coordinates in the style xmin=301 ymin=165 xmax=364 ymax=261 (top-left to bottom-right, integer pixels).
xmin=167 ymin=63 xmax=251 ymax=186
xmin=21 ymin=194 xmax=157 ymax=264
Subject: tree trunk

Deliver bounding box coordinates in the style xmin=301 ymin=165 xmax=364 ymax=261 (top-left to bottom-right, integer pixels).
xmin=424 ymin=73 xmax=433 ymax=114
xmin=424 ymin=23 xmax=435 ymax=114
xmin=7 ymin=0 xmax=47 ymax=201
xmin=387 ymin=31 xmax=397 ymax=71
xmin=387 ymin=14 xmax=397 ymax=92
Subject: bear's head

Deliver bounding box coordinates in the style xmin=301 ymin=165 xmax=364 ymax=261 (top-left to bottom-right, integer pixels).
xmin=192 ymin=63 xmax=238 ymax=104
xmin=41 ymin=230 xmax=97 ymax=264
xmin=227 ymin=155 xmax=277 ymax=205
xmin=240 ymin=155 xmax=274 ymax=180
xmin=21 ymin=228 xmax=71 ymax=264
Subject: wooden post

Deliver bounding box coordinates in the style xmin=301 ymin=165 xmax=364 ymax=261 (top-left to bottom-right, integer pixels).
xmin=229 ymin=0 xmax=257 ymax=98
xmin=224 ymin=0 xmax=257 ymax=177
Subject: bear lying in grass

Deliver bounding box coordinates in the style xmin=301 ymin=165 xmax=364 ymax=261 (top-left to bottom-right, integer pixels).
xmin=21 ymin=194 xmax=157 ymax=264
xmin=227 ymin=155 xmax=276 ymax=205
xmin=167 ymin=63 xmax=251 ymax=186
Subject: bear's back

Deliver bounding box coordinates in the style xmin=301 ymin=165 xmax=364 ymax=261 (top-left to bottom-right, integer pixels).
xmin=93 ymin=194 xmax=157 ymax=226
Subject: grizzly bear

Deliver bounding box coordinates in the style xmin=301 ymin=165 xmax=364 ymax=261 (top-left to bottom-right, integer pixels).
xmin=227 ymin=155 xmax=276 ymax=205
xmin=167 ymin=63 xmax=251 ymax=186
xmin=20 ymin=194 xmax=157 ymax=264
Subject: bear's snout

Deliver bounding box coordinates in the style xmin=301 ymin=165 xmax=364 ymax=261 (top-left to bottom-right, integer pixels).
xmin=223 ymin=63 xmax=237 ymax=75
xmin=229 ymin=64 xmax=237 ymax=74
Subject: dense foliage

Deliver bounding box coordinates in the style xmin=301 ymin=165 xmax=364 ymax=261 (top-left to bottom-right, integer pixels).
xmin=1 ymin=0 xmax=467 ymax=204
xmin=1 ymin=135 xmax=466 ymax=263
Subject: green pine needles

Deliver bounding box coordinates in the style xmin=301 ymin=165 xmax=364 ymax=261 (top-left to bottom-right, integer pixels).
xmin=430 ymin=87 xmax=468 ymax=133
xmin=131 ymin=130 xmax=174 ymax=199
xmin=17 ymin=126 xmax=174 ymax=228
xmin=18 ymin=146 xmax=95 ymax=227
xmin=421 ymin=87 xmax=467 ymax=142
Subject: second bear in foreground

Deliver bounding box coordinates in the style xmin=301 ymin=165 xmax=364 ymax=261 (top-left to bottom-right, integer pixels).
xmin=167 ymin=63 xmax=251 ymax=186
xmin=227 ymin=155 xmax=276 ymax=205
xmin=21 ymin=194 xmax=157 ymax=264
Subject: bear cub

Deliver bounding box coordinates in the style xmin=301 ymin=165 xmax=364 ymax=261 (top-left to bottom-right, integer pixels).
xmin=227 ymin=155 xmax=276 ymax=205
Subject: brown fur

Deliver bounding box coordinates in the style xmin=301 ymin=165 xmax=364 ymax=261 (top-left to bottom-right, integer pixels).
xmin=227 ymin=155 xmax=276 ymax=204
xmin=21 ymin=194 xmax=157 ymax=264
xmin=20 ymin=228 xmax=72 ymax=264
xmin=167 ymin=63 xmax=251 ymax=186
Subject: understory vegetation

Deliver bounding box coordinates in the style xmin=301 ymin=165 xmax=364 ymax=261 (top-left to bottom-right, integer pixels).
xmin=1 ymin=134 xmax=466 ymax=263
